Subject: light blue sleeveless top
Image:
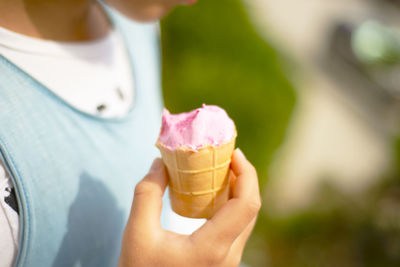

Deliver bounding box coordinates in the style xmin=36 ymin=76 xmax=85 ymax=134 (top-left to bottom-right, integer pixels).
xmin=0 ymin=8 xmax=163 ymax=267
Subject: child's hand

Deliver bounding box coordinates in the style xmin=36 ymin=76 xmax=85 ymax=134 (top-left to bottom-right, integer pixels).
xmin=118 ymin=149 xmax=261 ymax=267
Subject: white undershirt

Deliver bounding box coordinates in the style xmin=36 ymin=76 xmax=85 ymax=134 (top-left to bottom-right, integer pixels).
xmin=0 ymin=24 xmax=205 ymax=267
xmin=0 ymin=26 xmax=134 ymax=118
xmin=0 ymin=26 xmax=134 ymax=267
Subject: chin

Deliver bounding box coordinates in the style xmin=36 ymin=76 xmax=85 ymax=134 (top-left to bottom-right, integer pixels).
xmin=107 ymin=1 xmax=174 ymax=22
xmin=130 ymin=6 xmax=171 ymax=22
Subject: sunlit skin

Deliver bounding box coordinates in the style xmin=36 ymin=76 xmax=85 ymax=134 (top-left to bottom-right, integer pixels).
xmin=107 ymin=0 xmax=198 ymax=22
xmin=119 ymin=150 xmax=261 ymax=267
xmin=0 ymin=0 xmax=197 ymax=41
xmin=0 ymin=1 xmax=261 ymax=266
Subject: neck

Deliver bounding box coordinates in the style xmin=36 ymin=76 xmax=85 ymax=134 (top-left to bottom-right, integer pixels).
xmin=0 ymin=0 xmax=110 ymax=41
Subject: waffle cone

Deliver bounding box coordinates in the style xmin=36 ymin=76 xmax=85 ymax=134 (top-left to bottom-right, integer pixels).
xmin=156 ymin=138 xmax=236 ymax=219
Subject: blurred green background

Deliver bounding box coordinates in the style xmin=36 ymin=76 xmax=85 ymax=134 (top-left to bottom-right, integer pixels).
xmin=161 ymin=0 xmax=295 ymax=189
xmin=160 ymin=0 xmax=400 ymax=266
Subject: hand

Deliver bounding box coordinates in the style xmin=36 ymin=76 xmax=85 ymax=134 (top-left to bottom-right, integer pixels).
xmin=118 ymin=149 xmax=261 ymax=267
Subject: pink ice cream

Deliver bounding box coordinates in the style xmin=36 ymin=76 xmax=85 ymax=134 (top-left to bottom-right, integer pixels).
xmin=158 ymin=104 xmax=236 ymax=150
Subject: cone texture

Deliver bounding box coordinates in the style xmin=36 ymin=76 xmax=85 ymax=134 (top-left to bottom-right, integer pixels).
xmin=157 ymin=138 xmax=236 ymax=218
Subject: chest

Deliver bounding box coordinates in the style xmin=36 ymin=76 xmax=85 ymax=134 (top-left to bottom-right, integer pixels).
xmin=0 ymin=17 xmax=163 ymax=267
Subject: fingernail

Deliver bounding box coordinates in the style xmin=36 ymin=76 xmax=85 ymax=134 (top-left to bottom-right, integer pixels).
xmin=150 ymin=158 xmax=163 ymax=172
xmin=236 ymin=148 xmax=245 ymax=159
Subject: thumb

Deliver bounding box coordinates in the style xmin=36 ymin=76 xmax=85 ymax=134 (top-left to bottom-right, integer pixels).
xmin=130 ymin=158 xmax=168 ymax=231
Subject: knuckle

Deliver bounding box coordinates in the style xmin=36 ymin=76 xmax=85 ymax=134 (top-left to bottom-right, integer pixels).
xmin=245 ymin=200 xmax=261 ymax=217
xmin=210 ymin=249 xmax=228 ymax=265
xmin=203 ymin=244 xmax=229 ymax=265
xmin=248 ymin=164 xmax=258 ymax=176
xmin=134 ymin=180 xmax=153 ymax=197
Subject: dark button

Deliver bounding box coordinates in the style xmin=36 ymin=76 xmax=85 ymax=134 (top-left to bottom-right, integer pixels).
xmin=96 ymin=104 xmax=107 ymax=112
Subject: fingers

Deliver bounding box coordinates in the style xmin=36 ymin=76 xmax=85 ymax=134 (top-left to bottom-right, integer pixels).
xmin=192 ymin=149 xmax=261 ymax=249
xmin=230 ymin=216 xmax=257 ymax=256
xmin=219 ymin=217 xmax=257 ymax=267
xmin=129 ymin=158 xmax=168 ymax=231
xmin=230 ymin=149 xmax=259 ymax=199
xmin=228 ymin=171 xmax=237 ymax=199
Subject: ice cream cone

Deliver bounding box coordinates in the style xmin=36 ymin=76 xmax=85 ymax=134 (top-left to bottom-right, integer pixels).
xmin=156 ymin=137 xmax=236 ymax=219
